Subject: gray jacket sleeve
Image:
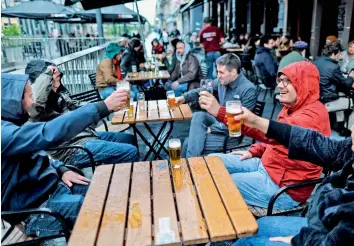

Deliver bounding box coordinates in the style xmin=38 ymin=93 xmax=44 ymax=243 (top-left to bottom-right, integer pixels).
xmin=169 ymin=61 xmax=180 ymax=82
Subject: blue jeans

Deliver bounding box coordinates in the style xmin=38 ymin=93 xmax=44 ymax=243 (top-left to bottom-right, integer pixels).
xmin=208 ymin=154 xmax=299 ymax=210
xmin=167 ymin=82 xmax=188 ymax=97
xmin=183 ymin=111 xmax=228 ymax=158
xmin=66 ymin=131 xmax=138 ymax=168
xmin=206 ymin=51 xmax=221 ymax=79
xmin=233 ymin=216 xmax=307 ymax=246
xmin=25 ymin=182 xmax=89 ymax=237
xmin=100 ymin=86 xmax=139 ymax=100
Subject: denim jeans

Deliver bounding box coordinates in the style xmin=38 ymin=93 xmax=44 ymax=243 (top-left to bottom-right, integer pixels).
xmin=206 ymin=51 xmax=221 ymax=79
xmin=25 ymin=182 xmax=89 ymax=237
xmin=208 ymin=153 xmax=299 ymax=210
xmin=167 ymin=82 xmax=188 ymax=97
xmin=66 ymin=131 xmax=138 ymax=168
xmin=99 ymin=86 xmax=139 ymax=100
xmin=182 ymin=111 xmax=228 ymax=158
xmin=233 ymin=216 xmax=307 ymax=246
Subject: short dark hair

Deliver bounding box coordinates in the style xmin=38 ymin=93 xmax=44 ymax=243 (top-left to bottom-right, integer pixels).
xmin=322 ymin=41 xmax=343 ymax=56
xmin=260 ymin=35 xmax=273 ymax=46
xmin=216 ymin=53 xmax=242 ymax=73
xmin=128 ymin=38 xmax=141 ymax=49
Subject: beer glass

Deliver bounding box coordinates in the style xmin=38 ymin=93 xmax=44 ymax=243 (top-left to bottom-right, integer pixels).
xmin=169 ymin=139 xmax=181 ymax=168
xmin=144 ymin=62 xmax=150 ymax=72
xmin=166 ymin=90 xmax=176 ymax=109
xmin=200 ymin=79 xmax=213 ymax=94
xmin=116 ymin=81 xmax=130 ymax=111
xmin=128 ymin=98 xmax=134 ymax=117
xmin=226 ymin=100 xmax=243 ymax=137
xmin=137 ymin=92 xmax=145 ymax=110
xmin=132 ymin=65 xmax=137 ymax=73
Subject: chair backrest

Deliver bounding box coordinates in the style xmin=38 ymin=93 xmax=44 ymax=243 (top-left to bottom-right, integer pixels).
xmin=88 ymin=73 xmax=96 ymax=87
xmin=70 ymin=89 xmax=102 ymax=103
xmin=253 ymin=100 xmax=266 ymax=117
xmin=252 ymin=63 xmax=266 ymax=84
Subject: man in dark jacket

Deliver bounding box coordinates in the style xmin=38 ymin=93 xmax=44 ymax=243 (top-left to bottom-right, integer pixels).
xmin=177 ymin=53 xmax=257 ymax=157
xmin=167 ymin=41 xmax=202 ymax=96
xmin=120 ymin=38 xmax=143 ymax=74
xmin=230 ymin=107 xmax=353 ymax=246
xmin=25 ymin=59 xmax=138 ymax=168
xmin=254 ymin=35 xmax=277 ymax=87
xmin=1 ymin=73 xmax=129 ymax=237
xmin=313 ymin=41 xmax=354 ymax=134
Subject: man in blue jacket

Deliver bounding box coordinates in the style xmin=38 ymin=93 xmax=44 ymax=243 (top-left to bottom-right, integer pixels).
xmin=254 ymin=35 xmax=277 ymax=87
xmin=1 ymin=73 xmax=129 ymax=237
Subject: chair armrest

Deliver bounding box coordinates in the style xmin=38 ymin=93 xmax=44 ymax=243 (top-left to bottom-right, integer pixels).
xmin=2 ymin=208 xmax=70 ymax=241
xmin=46 ymin=145 xmax=96 ymax=173
xmin=267 ymin=178 xmax=324 ymax=216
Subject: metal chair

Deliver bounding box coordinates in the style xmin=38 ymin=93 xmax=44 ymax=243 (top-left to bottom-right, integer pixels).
xmin=222 ymin=101 xmax=266 ymax=153
xmin=253 ymin=63 xmax=275 ymax=101
xmin=88 ymin=73 xmax=97 ymax=88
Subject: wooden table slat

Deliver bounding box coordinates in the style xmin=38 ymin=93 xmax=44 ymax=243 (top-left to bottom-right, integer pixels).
xmin=204 ymin=156 xmax=258 ymax=238
xmin=152 ymin=161 xmax=181 ymax=246
xmin=157 ymin=100 xmax=172 ymax=121
xmin=169 ymin=106 xmax=184 ymax=121
xmin=147 ymin=101 xmax=160 ymax=122
xmin=135 ymin=101 xmax=147 ymax=123
xmin=172 ymin=159 xmax=209 ymax=245
xmin=96 ymin=163 xmax=132 ymax=246
xmin=187 ymin=157 xmax=236 ymax=242
xmin=123 ymin=101 xmax=137 ymax=124
xmin=68 ymin=165 xmax=113 ymax=246
xmin=112 ymin=109 xmax=125 ymax=124
xmin=126 ymin=162 xmax=152 ymax=246
xmin=179 ymin=104 xmax=193 ymax=120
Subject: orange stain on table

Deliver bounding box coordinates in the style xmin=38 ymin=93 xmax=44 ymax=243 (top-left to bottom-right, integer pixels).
xmin=129 ymin=203 xmax=143 ymax=228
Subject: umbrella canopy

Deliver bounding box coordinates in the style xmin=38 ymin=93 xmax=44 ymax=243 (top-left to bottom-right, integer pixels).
xmin=65 ymin=0 xmax=139 ymax=10
xmin=77 ymin=4 xmax=146 ymax=23
xmin=1 ymin=1 xmax=79 ymax=20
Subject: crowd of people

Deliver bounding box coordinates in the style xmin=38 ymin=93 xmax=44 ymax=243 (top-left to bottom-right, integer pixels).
xmin=1 ymin=16 xmax=354 ymax=246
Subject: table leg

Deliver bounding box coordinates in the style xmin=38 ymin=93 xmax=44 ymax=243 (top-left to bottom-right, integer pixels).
xmin=131 ymin=124 xmax=163 ymax=160
xmin=152 ymin=121 xmax=174 ymax=159
xmin=143 ymin=122 xmax=171 ymax=160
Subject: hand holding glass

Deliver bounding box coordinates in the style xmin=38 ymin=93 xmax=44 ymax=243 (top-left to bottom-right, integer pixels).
xmin=226 ymin=100 xmax=243 ymax=137
xmin=116 ymin=81 xmax=130 ymax=111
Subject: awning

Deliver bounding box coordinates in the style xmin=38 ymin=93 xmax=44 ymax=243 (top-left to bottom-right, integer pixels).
xmin=180 ymin=0 xmax=196 ymax=13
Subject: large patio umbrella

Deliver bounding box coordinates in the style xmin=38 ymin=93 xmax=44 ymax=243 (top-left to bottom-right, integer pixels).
xmin=1 ymin=1 xmax=80 ymax=20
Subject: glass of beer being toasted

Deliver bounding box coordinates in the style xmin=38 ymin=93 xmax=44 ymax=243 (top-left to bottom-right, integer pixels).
xmin=226 ymin=99 xmax=243 ymax=137
xmin=116 ymin=81 xmax=130 ymax=111
xmin=169 ymin=139 xmax=181 ymax=168
xmin=166 ymin=90 xmax=176 ymax=109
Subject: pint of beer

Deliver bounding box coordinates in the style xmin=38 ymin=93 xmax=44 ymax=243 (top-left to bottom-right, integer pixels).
xmin=116 ymin=81 xmax=130 ymax=111
xmin=169 ymin=139 xmax=181 ymax=168
xmin=166 ymin=90 xmax=176 ymax=109
xmin=226 ymin=100 xmax=243 ymax=137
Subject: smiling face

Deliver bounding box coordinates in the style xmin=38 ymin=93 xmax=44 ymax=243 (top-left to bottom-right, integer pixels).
xmin=276 ymin=74 xmax=298 ymax=106
xmin=217 ymin=64 xmax=237 ymax=85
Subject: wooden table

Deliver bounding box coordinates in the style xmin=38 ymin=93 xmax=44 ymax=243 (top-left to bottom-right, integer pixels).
xmin=226 ymin=48 xmax=244 ymax=53
xmin=68 ymin=156 xmax=258 ymax=246
xmin=112 ymin=101 xmax=192 ymax=160
xmin=125 ymin=71 xmax=170 ymax=81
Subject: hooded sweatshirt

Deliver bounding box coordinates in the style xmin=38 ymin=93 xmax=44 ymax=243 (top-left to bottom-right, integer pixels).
xmin=170 ymin=43 xmax=202 ymax=84
xmin=218 ymin=61 xmax=331 ymax=202
xmin=1 ymin=74 xmax=110 ymax=212
xmin=96 ymin=43 xmax=123 ymax=88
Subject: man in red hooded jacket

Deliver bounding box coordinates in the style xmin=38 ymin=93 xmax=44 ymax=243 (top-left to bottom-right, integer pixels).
xmin=210 ymin=61 xmax=331 ymax=209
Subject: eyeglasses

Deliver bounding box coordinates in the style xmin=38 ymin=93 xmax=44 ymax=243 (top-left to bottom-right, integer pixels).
xmin=276 ymin=77 xmax=291 ymax=87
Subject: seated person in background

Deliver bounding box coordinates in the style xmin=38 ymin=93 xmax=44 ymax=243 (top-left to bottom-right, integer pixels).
xmin=25 ymin=60 xmax=138 ymax=168
xmin=96 ymin=43 xmax=124 ymax=99
xmin=325 ymin=35 xmax=337 ymax=44
xmin=1 ymin=73 xmax=129 ymax=238
xmin=230 ymin=108 xmax=354 ymax=246
xmin=244 ymin=36 xmax=260 ymax=60
xmin=178 ymin=53 xmax=256 ymax=157
xmin=210 ymin=61 xmax=331 ymax=210
xmin=271 ymin=34 xmax=281 ymax=63
xmin=118 ymin=37 xmax=129 ymax=48
xmin=120 ymin=38 xmax=142 ymax=74
xmin=254 ymin=35 xmax=277 ymax=87
xmin=313 ymin=41 xmax=354 ymax=135
xmin=278 ymin=41 xmax=308 ymax=71
xmin=341 ymin=40 xmax=354 ymax=73
xmin=279 ymin=35 xmax=293 ymax=57
xmin=151 ymin=38 xmax=165 ymax=56
xmin=166 ymin=41 xmax=202 ymax=96
xmin=163 ymin=38 xmax=180 ymax=74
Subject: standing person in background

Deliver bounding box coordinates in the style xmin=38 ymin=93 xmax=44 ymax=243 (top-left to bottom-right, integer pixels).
xmin=169 ymin=23 xmax=181 ymax=39
xmin=120 ymin=38 xmax=142 ymax=74
xmin=199 ymin=17 xmax=225 ymax=79
xmin=162 ymin=28 xmax=169 ymax=50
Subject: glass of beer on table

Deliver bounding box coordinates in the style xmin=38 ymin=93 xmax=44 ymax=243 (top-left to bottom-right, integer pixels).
xmin=169 ymin=139 xmax=181 ymax=168
xmin=137 ymin=92 xmax=145 ymax=110
xmin=128 ymin=98 xmax=134 ymax=117
xmin=116 ymin=81 xmax=130 ymax=111
xmin=166 ymin=90 xmax=176 ymax=109
xmin=226 ymin=98 xmax=243 ymax=137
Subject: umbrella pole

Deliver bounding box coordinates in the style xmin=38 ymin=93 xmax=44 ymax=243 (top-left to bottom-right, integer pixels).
xmin=134 ymin=0 xmax=147 ymax=58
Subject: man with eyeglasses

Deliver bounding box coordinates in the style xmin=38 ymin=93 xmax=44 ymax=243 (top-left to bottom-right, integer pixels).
xmin=210 ymin=61 xmax=331 ymax=210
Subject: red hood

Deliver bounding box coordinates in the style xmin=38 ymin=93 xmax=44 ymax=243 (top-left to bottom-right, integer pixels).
xmin=279 ymin=61 xmax=320 ymax=113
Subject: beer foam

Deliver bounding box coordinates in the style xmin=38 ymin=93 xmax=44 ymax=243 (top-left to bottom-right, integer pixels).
xmin=169 ymin=141 xmax=181 ymax=148
xmin=226 ymin=107 xmax=242 ymax=114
